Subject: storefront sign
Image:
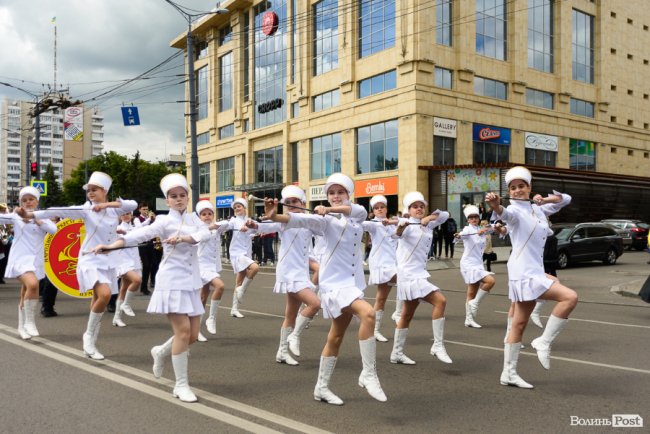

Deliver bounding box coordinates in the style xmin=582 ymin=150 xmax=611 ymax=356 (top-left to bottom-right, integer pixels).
xmin=354 ymin=176 xmax=398 ymax=198
xmin=473 ymin=124 xmax=511 ymax=145
xmin=434 ymin=117 xmax=457 ymax=138
xmin=525 ymin=132 xmax=558 ymax=151
xmin=216 ymin=195 xmax=234 ymax=208
xmin=309 ymin=185 xmax=326 ymax=201
xmin=257 ymin=98 xmax=283 ymax=113
xmin=261 ymin=11 xmax=279 ymax=36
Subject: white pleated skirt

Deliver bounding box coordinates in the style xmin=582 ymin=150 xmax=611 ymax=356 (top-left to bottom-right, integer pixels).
xmin=508 ymin=275 xmax=555 ymax=302
xmin=232 ymin=255 xmax=255 ymax=273
xmin=78 ymin=266 xmax=118 ymax=295
xmin=273 ymin=280 xmax=316 ymax=294
xmin=368 ymin=265 xmax=397 ymax=286
xmin=460 ymin=266 xmax=494 ymax=285
xmin=5 ymin=254 xmax=44 ymax=280
xmin=116 ymin=262 xmax=142 ymax=278
xmin=147 ymin=289 xmax=204 ymax=316
xmin=200 ymin=268 xmax=221 ymax=286
xmin=397 ymin=278 xmax=439 ymax=301
xmin=320 ymin=286 xmax=364 ymax=319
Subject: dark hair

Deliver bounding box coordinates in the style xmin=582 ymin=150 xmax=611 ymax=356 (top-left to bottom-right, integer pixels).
xmin=139 ymin=202 xmax=149 ymax=209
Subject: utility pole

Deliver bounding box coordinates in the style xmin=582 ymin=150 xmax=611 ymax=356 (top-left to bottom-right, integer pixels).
xmin=34 ymin=110 xmax=40 ymax=179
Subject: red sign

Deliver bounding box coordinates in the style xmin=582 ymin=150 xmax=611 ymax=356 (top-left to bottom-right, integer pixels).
xmin=354 ymin=176 xmax=398 ymax=198
xmin=261 ymin=11 xmax=279 ymax=36
xmin=44 ymin=219 xmax=90 ymax=298
xmin=478 ymin=127 xmax=501 ymax=141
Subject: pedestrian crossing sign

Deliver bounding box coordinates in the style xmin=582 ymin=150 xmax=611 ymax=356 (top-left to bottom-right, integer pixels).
xmin=31 ymin=180 xmax=48 ymax=197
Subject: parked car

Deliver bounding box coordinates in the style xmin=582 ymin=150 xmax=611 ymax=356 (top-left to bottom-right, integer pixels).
xmin=600 ymin=219 xmax=649 ymax=250
xmin=553 ymin=223 xmax=624 ymax=269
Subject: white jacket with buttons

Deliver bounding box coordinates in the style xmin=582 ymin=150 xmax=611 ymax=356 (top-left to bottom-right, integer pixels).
xmin=396 ymin=212 xmax=449 ymax=281
xmin=257 ymin=220 xmax=313 ymax=283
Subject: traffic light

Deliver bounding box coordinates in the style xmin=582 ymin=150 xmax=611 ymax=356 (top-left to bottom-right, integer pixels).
xmin=30 ymin=162 xmax=38 ymax=177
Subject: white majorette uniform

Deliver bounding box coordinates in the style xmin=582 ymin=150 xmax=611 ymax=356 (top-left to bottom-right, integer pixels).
xmin=120 ymin=209 xmax=210 ymax=316
xmin=494 ymin=191 xmax=571 ymax=302
xmin=115 ymin=220 xmax=142 ymax=278
xmin=458 ymin=224 xmax=494 ymax=285
xmin=284 ymin=204 xmax=367 ymax=319
xmin=197 ymin=220 xmax=228 ymax=286
xmin=225 ymin=215 xmax=258 ymax=273
xmin=395 ymin=212 xmax=449 ymax=300
xmin=0 ymin=213 xmax=57 ymax=280
xmin=34 ymin=199 xmax=138 ymax=295
xmin=361 ymin=218 xmax=397 ymax=286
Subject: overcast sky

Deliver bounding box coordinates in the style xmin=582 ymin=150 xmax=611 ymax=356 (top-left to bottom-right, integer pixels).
xmin=0 ymin=0 xmax=216 ymax=162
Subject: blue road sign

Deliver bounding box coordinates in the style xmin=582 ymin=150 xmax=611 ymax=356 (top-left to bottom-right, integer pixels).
xmin=121 ymin=106 xmax=140 ymax=126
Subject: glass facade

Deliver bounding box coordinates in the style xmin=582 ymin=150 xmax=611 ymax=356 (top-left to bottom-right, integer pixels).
xmin=572 ymin=9 xmax=594 ymax=83
xmin=436 ymin=0 xmax=452 ymax=46
xmin=359 ymin=0 xmax=396 ymax=58
xmin=434 ymin=136 xmax=455 ymax=165
xmin=473 ymin=141 xmax=509 ymax=164
xmin=356 ymin=120 xmax=398 ymax=174
xmin=525 ymin=148 xmax=556 ymax=167
xmin=359 ymin=70 xmax=396 ymax=98
xmin=528 ymin=0 xmax=553 ymax=72
xmin=435 ymin=67 xmax=453 ymax=89
xmin=313 ymin=0 xmax=338 ymax=75
xmin=199 ymin=163 xmax=210 ymax=194
xmin=526 ymin=88 xmax=554 ymax=109
xmin=313 ymin=89 xmax=340 ymax=112
xmin=219 ymin=25 xmax=232 ymax=45
xmin=476 ymin=0 xmax=507 ymax=60
xmin=217 ymin=157 xmax=235 ymax=191
xmin=196 ymin=66 xmax=208 ymax=120
xmin=244 ymin=11 xmax=250 ymax=102
xmin=474 ymin=76 xmax=507 ymax=100
xmin=570 ymin=98 xmax=595 ymax=118
xmin=219 ymin=52 xmax=233 ymax=112
xmin=255 ymin=146 xmax=283 ymax=184
xmin=254 ymin=0 xmax=288 ymax=129
xmin=311 ymin=133 xmax=341 ymax=179
xmin=569 ymin=139 xmax=596 ymax=171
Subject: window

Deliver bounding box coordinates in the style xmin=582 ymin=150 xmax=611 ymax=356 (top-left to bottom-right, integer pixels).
xmin=526 ymin=88 xmax=554 ymax=109
xmin=219 ymin=52 xmax=233 ymax=112
xmin=572 ymin=9 xmax=594 ymax=83
xmin=243 ymin=12 xmax=250 ymax=102
xmin=570 ymin=98 xmax=595 ymax=118
xmin=474 ymin=76 xmax=507 ymax=100
xmin=217 ymin=157 xmax=235 ymax=191
xmin=197 ymin=132 xmax=210 ymax=146
xmin=528 ymin=0 xmax=553 ymax=72
xmin=199 ymin=163 xmax=210 ymax=194
xmin=436 ymin=0 xmax=452 ymax=46
xmin=359 ymin=70 xmax=396 ymax=98
xmin=255 ymin=146 xmax=283 ymax=184
xmin=291 ymin=102 xmax=300 ymax=118
xmin=359 ymin=0 xmax=396 ymax=58
xmin=356 ymin=120 xmax=398 ymax=174
xmin=525 ymin=148 xmax=556 ymax=167
xmin=313 ymin=0 xmax=338 ymax=75
xmin=291 ymin=142 xmax=299 ymax=182
xmin=569 ymin=138 xmax=596 ymax=171
xmin=311 ymin=133 xmax=342 ymax=179
xmin=197 ymin=40 xmax=208 ymax=59
xmin=196 ymin=66 xmax=208 ymax=120
xmin=473 ymin=142 xmax=509 ymax=164
xmin=313 ymin=89 xmax=340 ymax=112
xmin=434 ymin=67 xmax=453 ymax=89
xmin=434 ymin=136 xmax=455 ymax=165
xmin=219 ymin=124 xmax=235 ymax=139
xmin=476 ymin=0 xmax=507 ymax=60
xmin=219 ymin=25 xmax=232 ymax=45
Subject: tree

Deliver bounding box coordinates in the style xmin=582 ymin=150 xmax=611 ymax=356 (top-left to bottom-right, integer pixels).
xmin=40 ymin=164 xmax=64 ymax=207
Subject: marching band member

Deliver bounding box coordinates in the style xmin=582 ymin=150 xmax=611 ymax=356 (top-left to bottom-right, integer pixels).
xmin=389 ymin=192 xmax=452 ymax=365
xmin=93 ymin=173 xmax=210 ymax=402
xmin=1 ymin=186 xmax=57 ymax=339
xmin=361 ymin=195 xmax=398 ymax=342
xmin=456 ymin=205 xmax=495 ymax=328
xmin=247 ymin=186 xmax=320 ymax=365
xmin=486 ymin=166 xmax=577 ymax=389
xmin=264 ymin=173 xmax=386 ymax=405
xmin=112 ymin=212 xmax=142 ymax=327
xmin=18 ymin=172 xmax=138 ymax=360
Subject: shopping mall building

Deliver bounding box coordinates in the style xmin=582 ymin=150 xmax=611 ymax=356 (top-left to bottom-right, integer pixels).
xmin=172 ymin=0 xmax=650 ymax=224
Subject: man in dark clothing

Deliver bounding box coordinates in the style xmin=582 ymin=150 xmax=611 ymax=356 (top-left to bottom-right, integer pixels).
xmin=134 ymin=203 xmax=154 ymax=295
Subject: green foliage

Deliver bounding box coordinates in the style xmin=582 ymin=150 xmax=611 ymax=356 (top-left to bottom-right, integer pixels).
xmin=40 ymin=164 xmax=64 ymax=207
xmin=62 ymin=151 xmax=184 ymax=208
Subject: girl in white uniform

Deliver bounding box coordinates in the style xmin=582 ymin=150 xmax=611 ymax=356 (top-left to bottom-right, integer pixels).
xmin=112 ymin=212 xmax=143 ymax=327
xmin=93 ymin=174 xmax=210 ymax=402
xmin=456 ymin=205 xmax=495 ymax=328
xmin=263 ymin=173 xmax=386 ymax=405
xmin=248 ymin=186 xmax=321 ymax=366
xmin=195 ymin=200 xmax=227 ymax=336
xmin=1 ymin=186 xmax=57 ymax=340
xmin=19 ymin=172 xmax=137 ymax=360
xmin=361 ymin=195 xmax=398 ymax=342
xmin=225 ymin=198 xmax=259 ymax=318
xmin=486 ymin=166 xmax=577 ymax=389
xmin=389 ymin=192 xmax=453 ymax=366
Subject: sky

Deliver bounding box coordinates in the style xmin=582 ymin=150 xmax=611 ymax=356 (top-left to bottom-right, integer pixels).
xmin=0 ymin=0 xmax=217 ymax=162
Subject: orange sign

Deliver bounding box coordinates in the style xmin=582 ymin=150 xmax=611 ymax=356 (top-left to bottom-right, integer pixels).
xmin=44 ymin=219 xmax=90 ymax=298
xmin=354 ymin=176 xmax=398 ymax=198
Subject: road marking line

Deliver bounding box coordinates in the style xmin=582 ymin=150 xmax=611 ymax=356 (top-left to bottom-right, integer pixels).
xmin=494 ymin=310 xmax=650 ymax=329
xmin=0 ymin=324 xmax=332 ymax=434
xmin=445 ymin=340 xmax=650 ymax=375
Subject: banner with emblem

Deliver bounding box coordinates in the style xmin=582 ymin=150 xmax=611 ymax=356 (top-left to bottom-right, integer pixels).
xmin=44 ymin=218 xmax=90 ymax=298
xmin=64 ymin=107 xmax=84 ymax=141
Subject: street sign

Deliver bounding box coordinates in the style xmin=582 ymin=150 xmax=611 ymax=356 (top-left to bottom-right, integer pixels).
xmin=31 ymin=180 xmax=48 ymax=197
xmin=121 ymin=106 xmax=140 ymax=126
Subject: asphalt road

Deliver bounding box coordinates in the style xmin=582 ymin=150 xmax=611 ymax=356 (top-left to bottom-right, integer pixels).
xmin=0 ymin=251 xmax=648 ymax=433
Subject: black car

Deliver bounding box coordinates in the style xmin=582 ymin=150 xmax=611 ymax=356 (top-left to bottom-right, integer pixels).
xmin=600 ymin=219 xmax=649 ymax=250
xmin=553 ymin=223 xmax=624 ymax=269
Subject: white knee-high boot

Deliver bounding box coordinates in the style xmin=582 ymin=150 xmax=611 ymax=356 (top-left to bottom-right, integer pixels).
xmin=314 ymin=356 xmax=343 ymax=405
xmin=374 ymin=310 xmax=388 ymax=342
xmin=236 ymin=277 xmax=253 ymax=302
xmin=287 ymin=313 xmax=312 ymax=356
xmin=391 ymin=298 xmax=404 ymax=323
xmin=530 ymin=301 xmax=545 ymax=328
xmin=464 ymin=302 xmax=482 ymax=328
xmin=113 ymin=299 xmax=126 ymax=327
xmin=206 ymin=300 xmax=220 ymax=334
xmin=121 ymin=290 xmax=136 ymax=316
xmin=23 ymin=299 xmax=39 ymax=337
xmin=468 ymin=289 xmax=488 ymax=318
xmin=197 ymin=313 xmax=207 ymax=342
xmin=151 ymin=337 xmax=173 ymax=378
xmin=500 ymin=343 xmax=534 ymax=388
xmin=276 ymin=327 xmax=299 ymax=365
xmin=18 ymin=305 xmax=31 ymax=340
xmin=83 ymin=311 xmax=104 ymax=360
xmin=390 ymin=328 xmax=416 ymax=365
xmin=172 ymin=351 xmax=197 ymax=402
xmin=358 ymin=337 xmax=387 ymax=402
xmin=531 ymin=314 xmax=568 ymax=370
xmin=230 ymin=289 xmax=244 ymax=318
xmin=430 ymin=318 xmax=452 ymax=363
